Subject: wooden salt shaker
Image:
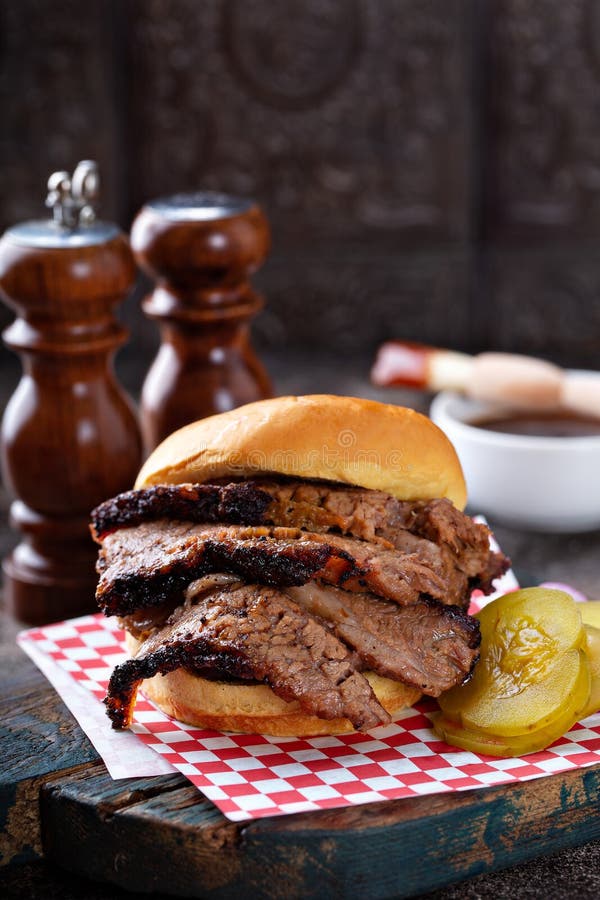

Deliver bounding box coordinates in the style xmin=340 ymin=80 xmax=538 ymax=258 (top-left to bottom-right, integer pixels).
xmin=0 ymin=161 xmax=142 ymax=624
xmin=131 ymin=192 xmax=273 ymax=453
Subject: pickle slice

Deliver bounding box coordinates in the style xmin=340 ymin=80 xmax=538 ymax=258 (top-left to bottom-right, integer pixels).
xmin=432 ymin=662 xmax=590 ymax=757
xmin=580 ymin=601 xmax=600 ymax=631
xmin=439 ymin=588 xmax=589 ymax=737
xmin=581 ymin=624 xmax=600 ymax=719
xmin=431 ymin=711 xmax=516 ymax=756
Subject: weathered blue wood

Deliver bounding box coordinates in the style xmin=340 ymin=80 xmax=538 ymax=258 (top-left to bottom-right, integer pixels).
xmin=41 ymin=758 xmax=600 ymax=899
xmin=0 ymin=624 xmax=100 ymax=867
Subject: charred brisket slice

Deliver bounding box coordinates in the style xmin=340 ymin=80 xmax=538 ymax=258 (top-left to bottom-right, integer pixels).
xmin=91 ymin=481 xmax=509 ymax=599
xmin=105 ymin=584 xmax=389 ymax=732
xmin=91 ymin=482 xmax=273 ymax=539
xmin=95 ymin=522 xmax=448 ymax=616
xmin=286 ymin=583 xmax=480 ymax=696
xmin=383 ymin=498 xmax=509 ymax=592
xmin=91 ymin=480 xmax=394 ymax=540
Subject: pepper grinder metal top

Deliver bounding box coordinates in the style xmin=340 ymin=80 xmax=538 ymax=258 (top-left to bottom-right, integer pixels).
xmin=0 ymin=161 xmax=142 ymax=625
xmin=7 ymin=160 xmax=119 ymax=248
xmin=131 ymin=191 xmax=273 ymax=454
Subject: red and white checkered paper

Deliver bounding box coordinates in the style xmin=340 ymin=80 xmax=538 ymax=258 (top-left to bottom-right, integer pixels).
xmin=17 ymin=559 xmax=600 ymax=822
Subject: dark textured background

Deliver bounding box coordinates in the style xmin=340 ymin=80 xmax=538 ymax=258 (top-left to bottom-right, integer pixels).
xmin=2 ymin=0 xmax=600 ymax=371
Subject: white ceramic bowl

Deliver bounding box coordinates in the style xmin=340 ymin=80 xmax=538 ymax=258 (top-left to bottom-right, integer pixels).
xmin=430 ymin=391 xmax=600 ymax=532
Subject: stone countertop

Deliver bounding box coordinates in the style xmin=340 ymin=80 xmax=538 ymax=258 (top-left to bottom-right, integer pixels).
xmin=1 ymin=350 xmax=600 ymax=899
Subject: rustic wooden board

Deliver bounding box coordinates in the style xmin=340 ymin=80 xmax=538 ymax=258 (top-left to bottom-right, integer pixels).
xmin=38 ymin=762 xmax=600 ymax=899
xmin=0 ymin=642 xmax=98 ymax=866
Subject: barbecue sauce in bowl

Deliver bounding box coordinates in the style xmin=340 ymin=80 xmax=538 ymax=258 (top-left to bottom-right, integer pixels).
xmin=469 ymin=411 xmax=600 ymax=438
xmin=430 ymin=390 xmax=600 ymax=531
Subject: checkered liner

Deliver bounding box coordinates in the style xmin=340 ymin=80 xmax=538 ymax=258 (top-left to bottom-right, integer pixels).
xmin=19 ymin=587 xmax=600 ymax=822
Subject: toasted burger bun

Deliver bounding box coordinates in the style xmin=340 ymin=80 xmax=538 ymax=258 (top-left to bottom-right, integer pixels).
xmin=129 ymin=395 xmax=465 ymax=734
xmin=125 ymin=632 xmax=422 ymax=737
xmin=136 ymin=394 xmax=467 ymax=509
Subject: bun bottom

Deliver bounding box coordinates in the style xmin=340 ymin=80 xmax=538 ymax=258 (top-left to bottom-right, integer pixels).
xmin=125 ymin=632 xmax=422 ymax=736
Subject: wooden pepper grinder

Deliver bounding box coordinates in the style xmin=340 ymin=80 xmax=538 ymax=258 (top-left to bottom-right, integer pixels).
xmin=130 ymin=192 xmax=273 ymax=452
xmin=0 ymin=161 xmax=142 ymax=624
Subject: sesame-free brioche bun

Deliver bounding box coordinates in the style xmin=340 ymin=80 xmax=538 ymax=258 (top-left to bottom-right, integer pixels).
xmin=136 ymin=394 xmax=467 ymax=509
xmin=124 ymin=631 xmax=422 ymax=737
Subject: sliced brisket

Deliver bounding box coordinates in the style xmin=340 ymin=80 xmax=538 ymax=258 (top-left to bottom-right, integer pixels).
xmin=117 ymin=574 xmax=244 ymax=644
xmin=105 ymin=584 xmax=389 ymax=731
xmin=95 ymin=522 xmax=448 ymax=616
xmin=91 ymin=481 xmax=508 ymax=601
xmin=118 ymin=577 xmax=481 ymax=697
xmin=91 ymin=480 xmax=387 ymax=540
xmin=286 ymin=583 xmax=480 ymax=696
xmin=92 ymin=482 xmax=273 ymax=539
xmin=94 ymin=479 xmax=506 ymax=732
xmin=383 ymin=498 xmax=508 ymax=592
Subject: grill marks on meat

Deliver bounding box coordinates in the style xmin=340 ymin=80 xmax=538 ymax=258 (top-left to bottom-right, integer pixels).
xmin=91 ymin=480 xmax=509 ymax=603
xmin=95 ymin=522 xmax=448 ymax=617
xmin=105 ymin=584 xmax=389 ymax=731
xmin=286 ymin=583 xmax=480 ymax=696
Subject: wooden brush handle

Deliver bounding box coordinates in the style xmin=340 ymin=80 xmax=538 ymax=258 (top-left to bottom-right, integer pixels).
xmin=371 ymin=342 xmax=473 ymax=391
xmin=561 ymin=372 xmax=600 ymax=418
xmin=372 ymin=342 xmax=567 ymax=410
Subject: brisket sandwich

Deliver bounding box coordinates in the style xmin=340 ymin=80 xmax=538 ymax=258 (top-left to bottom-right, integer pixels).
xmin=91 ymin=395 xmax=509 ymax=736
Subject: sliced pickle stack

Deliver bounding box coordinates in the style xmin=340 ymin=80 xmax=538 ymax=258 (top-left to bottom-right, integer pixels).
xmin=581 ymin=623 xmax=600 ymax=719
xmin=432 ymin=588 xmax=600 ymax=757
xmin=580 ymin=600 xmax=600 ymax=718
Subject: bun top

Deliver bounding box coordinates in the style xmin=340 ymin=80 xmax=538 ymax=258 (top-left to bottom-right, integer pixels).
xmin=136 ymin=395 xmax=467 ymax=509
